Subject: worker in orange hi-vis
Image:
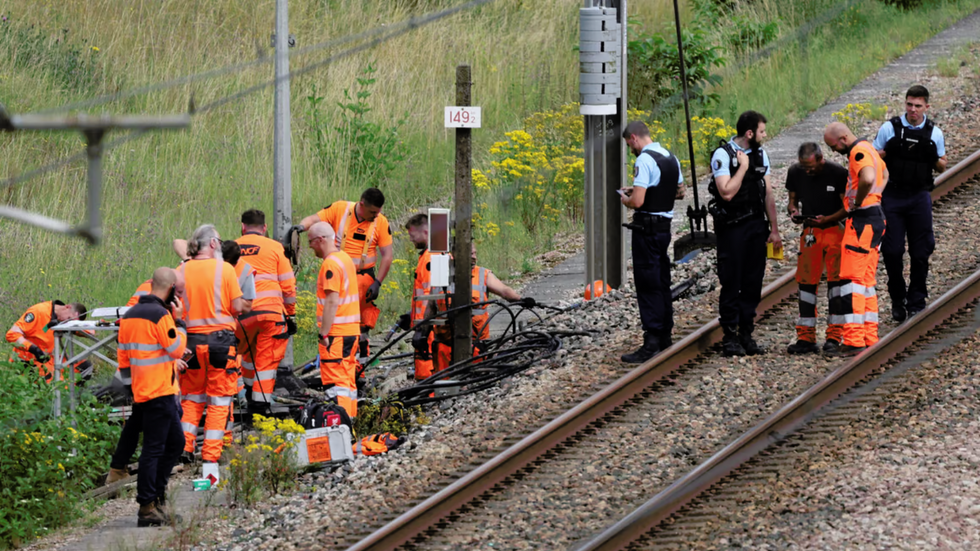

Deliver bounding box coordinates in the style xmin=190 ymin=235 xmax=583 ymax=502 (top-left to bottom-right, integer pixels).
xmin=299 ymin=187 xmax=393 ymax=363
xmin=234 ymin=209 xmax=297 ymax=414
xmin=6 ymin=300 xmax=88 ymax=383
xmin=175 ymin=224 xmax=246 ymax=466
xmin=428 ymin=243 xmax=530 ymax=374
xmin=823 ymin=122 xmax=888 ymax=357
xmin=307 ymin=222 xmax=361 ymax=419
xmin=403 ymin=213 xmax=435 ymax=381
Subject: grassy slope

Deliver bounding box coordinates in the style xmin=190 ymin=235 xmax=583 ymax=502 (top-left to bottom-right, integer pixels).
xmin=1 ymin=0 xmax=978 ymax=363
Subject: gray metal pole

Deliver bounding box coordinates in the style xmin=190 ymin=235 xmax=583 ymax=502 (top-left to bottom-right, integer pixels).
xmin=273 ymin=0 xmax=295 ymax=371
xmin=451 ymin=65 xmax=473 ymax=366
xmin=672 ymin=0 xmax=700 ymax=214
xmin=84 ymin=131 xmax=104 ymax=243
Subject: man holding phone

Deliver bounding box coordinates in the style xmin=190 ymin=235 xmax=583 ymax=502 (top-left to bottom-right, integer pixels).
xmin=619 ymin=121 xmax=684 ymax=363
xmin=786 ymin=142 xmax=848 ymax=355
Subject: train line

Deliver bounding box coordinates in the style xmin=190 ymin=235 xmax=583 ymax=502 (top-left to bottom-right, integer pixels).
xmin=345 ymin=148 xmax=980 ymax=551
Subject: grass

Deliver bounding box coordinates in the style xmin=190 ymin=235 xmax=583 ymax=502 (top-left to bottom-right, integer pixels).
xmin=2 ymin=0 xmax=979 ymax=364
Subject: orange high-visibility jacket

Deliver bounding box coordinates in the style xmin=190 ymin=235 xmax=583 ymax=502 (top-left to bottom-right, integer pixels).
xmin=412 ymin=250 xmax=433 ymax=323
xmin=178 ymin=258 xmax=242 ymax=334
xmin=317 ymin=251 xmax=361 ymax=337
xmin=6 ymin=300 xmax=61 ymax=361
xmin=845 ymin=140 xmax=887 ymax=211
xmin=236 ymin=232 xmax=297 ymax=317
xmin=116 ymin=295 xmax=187 ymax=403
xmin=126 ymin=279 xmax=153 ymax=307
xmin=316 ymin=201 xmax=393 ymax=270
xmin=471 ymin=266 xmax=491 ymax=341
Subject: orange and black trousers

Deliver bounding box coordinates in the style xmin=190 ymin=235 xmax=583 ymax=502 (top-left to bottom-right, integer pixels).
xmin=835 ymin=207 xmax=886 ymax=348
xmin=795 ymin=226 xmax=844 ymax=344
xmin=319 ymin=335 xmax=360 ymax=419
xmin=180 ymin=331 xmax=240 ymax=462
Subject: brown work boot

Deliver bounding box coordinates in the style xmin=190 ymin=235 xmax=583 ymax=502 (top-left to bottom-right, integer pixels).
xmin=155 ymin=500 xmax=183 ymax=525
xmin=137 ymin=502 xmax=169 ymax=527
xmin=105 ymin=467 xmax=128 ymax=485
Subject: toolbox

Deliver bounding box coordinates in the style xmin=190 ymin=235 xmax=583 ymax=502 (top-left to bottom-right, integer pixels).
xmin=293 ymin=425 xmax=354 ymax=466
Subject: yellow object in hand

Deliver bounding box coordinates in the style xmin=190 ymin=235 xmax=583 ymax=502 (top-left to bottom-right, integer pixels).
xmin=767 ymin=242 xmax=784 ymax=260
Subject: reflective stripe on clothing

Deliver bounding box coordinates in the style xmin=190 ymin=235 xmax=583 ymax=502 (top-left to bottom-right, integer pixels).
xmin=178 ymin=259 xmax=242 ymax=333
xmin=236 ymin=233 xmax=297 ymax=317
xmin=316 ymin=251 xmax=361 ymax=337
xmin=844 ymin=140 xmax=887 ymax=210
xmin=799 ymin=290 xmax=817 ymax=304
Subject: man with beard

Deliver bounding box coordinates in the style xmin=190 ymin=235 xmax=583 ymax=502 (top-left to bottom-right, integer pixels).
xmin=618 ymin=121 xmax=684 ymax=363
xmin=707 ymin=110 xmax=782 ymax=357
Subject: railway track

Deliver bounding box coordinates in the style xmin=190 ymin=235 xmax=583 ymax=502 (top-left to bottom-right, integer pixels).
xmin=345 ymin=148 xmax=980 ymax=551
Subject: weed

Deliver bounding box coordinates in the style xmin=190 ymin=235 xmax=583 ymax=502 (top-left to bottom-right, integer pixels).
xmin=355 ymin=395 xmax=429 ymax=436
xmin=221 ymin=415 xmax=304 ymax=507
xmin=832 ymin=103 xmax=889 ymax=129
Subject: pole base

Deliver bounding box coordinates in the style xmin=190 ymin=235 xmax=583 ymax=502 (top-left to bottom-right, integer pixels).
xmin=673 ymin=231 xmax=716 ymax=263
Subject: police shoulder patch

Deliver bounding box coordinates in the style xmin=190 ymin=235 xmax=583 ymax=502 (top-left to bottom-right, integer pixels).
xmin=168 ymin=328 xmax=177 ymax=339
xmin=24 ymin=312 xmax=35 ymax=323
xmin=855 ymin=152 xmax=865 ymax=161
xmin=712 ymin=159 xmax=722 ymax=170
xmin=326 ymin=270 xmax=334 ymax=280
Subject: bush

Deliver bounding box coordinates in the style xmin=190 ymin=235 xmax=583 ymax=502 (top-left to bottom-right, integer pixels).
xmin=222 ymin=415 xmax=305 ymax=507
xmin=0 ymin=362 xmax=116 ymax=548
xmin=355 ymin=395 xmax=428 ymax=437
xmin=627 ymin=20 xmax=726 ymax=113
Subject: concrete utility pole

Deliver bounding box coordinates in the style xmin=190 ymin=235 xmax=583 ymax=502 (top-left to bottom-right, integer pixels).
xmin=451 ymin=65 xmax=473 ymax=366
xmin=273 ymin=0 xmax=295 ymax=373
xmin=580 ymin=0 xmax=627 ymax=290
xmin=0 ymin=113 xmax=190 ymax=243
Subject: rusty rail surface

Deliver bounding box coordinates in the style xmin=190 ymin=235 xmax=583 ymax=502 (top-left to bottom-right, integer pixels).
xmin=346 ymin=150 xmax=980 ymax=551
xmin=570 ymin=150 xmax=980 ymax=551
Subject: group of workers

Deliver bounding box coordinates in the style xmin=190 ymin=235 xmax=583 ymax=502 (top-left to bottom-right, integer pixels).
xmin=5 ymin=188 xmax=529 ymax=526
xmin=619 ymin=84 xmax=946 ymax=363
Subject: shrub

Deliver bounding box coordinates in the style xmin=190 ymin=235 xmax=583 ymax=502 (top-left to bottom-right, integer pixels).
xmin=0 ymin=363 xmax=116 ymax=548
xmin=222 ymin=415 xmax=305 ymax=507
xmin=832 ymin=103 xmax=889 ymax=129
xmin=627 ymin=20 xmax=726 ymax=113
xmin=727 ymin=16 xmax=779 ymax=53
xmin=355 ymin=395 xmax=428 ymax=436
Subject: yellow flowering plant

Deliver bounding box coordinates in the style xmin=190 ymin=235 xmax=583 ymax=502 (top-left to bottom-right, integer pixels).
xmin=833 ymin=103 xmax=888 ymax=130
xmin=223 ymin=415 xmax=305 ymax=506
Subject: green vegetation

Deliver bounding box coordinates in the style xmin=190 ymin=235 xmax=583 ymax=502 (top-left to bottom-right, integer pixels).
xmin=0 ymin=362 xmax=116 ymax=548
xmin=222 ymin=415 xmax=305 ymax=507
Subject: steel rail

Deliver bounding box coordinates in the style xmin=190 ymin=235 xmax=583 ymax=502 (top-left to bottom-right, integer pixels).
xmin=571 ymin=150 xmax=980 ymax=551
xmin=347 ymin=149 xmax=980 ymax=551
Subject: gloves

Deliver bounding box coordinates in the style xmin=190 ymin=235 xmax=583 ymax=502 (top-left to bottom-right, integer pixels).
xmin=285 ymin=315 xmax=298 ymax=336
xmin=289 ymin=224 xmax=306 ymax=235
xmin=28 ymin=344 xmax=49 ymax=364
xmin=397 ymin=313 xmax=412 ymax=331
xmin=365 ymin=280 xmax=382 ymax=302
xmin=411 ymin=328 xmax=430 ymax=353
xmin=519 ymin=297 xmax=537 ymax=308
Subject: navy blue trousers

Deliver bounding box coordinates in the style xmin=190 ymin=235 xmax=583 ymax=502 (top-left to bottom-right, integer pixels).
xmin=716 ymin=216 xmax=769 ymax=329
xmin=135 ymin=395 xmax=185 ymax=506
xmin=632 ymin=219 xmax=673 ymax=335
xmin=110 ymin=407 xmax=142 ymax=470
xmin=881 ymin=189 xmax=935 ymax=311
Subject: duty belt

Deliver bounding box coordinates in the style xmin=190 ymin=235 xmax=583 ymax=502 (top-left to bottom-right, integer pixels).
xmin=357 ymin=267 xmax=376 ymax=278
xmin=624 ymin=213 xmax=671 ymax=234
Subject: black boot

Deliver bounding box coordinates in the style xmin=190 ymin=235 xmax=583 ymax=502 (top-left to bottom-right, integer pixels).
xmin=739 ymin=324 xmax=763 ymax=355
xmin=621 ymin=332 xmax=661 ymax=364
xmin=658 ymin=331 xmax=673 ymax=351
xmin=721 ymin=325 xmax=746 ymax=357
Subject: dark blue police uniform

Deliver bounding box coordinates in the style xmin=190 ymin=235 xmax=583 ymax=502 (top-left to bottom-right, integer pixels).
xmin=709 ymin=139 xmax=771 ymax=356
xmin=873 ymin=115 xmax=945 ymax=318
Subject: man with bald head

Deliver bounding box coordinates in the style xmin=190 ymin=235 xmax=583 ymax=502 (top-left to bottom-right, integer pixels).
xmin=308 ymin=222 xmax=361 ymax=418
xmin=823 ymin=122 xmax=888 ymax=356
xmin=114 ymin=267 xmax=187 ymax=526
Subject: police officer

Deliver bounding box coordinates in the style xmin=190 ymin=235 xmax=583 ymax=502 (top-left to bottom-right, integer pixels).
xmin=708 ymin=110 xmax=782 ymax=356
xmin=785 ymin=143 xmax=848 ymax=355
xmin=619 ymin=121 xmax=683 ymax=363
xmin=873 ymin=85 xmax=947 ymax=321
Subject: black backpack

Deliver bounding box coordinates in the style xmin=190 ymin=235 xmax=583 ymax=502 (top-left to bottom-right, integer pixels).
xmin=298 ymin=399 xmax=352 ymax=430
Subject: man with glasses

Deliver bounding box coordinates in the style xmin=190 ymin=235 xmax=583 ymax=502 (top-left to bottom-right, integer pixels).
xmin=873 ymin=85 xmax=947 ymax=321
xmin=786 ymin=142 xmax=848 ymax=355
xmin=176 ymin=224 xmax=246 ymax=465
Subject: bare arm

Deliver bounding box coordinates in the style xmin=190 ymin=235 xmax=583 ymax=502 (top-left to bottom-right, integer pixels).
xmin=809 ymin=193 xmax=848 ymax=229
xmin=318 ymin=292 xmax=340 ymax=337
xmin=376 ymin=244 xmax=394 ymax=283
xmin=620 ymin=186 xmax=646 ymax=210
xmin=486 ymin=272 xmax=521 ymax=302
xmin=231 ymin=297 xmax=247 ymax=316
xmin=853 ymin=166 xmax=876 ymax=209
xmin=936 ymin=155 xmax=948 ymax=173
xmin=238 ymin=299 xmax=252 ymax=316
xmin=715 ymin=150 xmax=750 ymax=201
xmin=300 ymin=214 xmax=321 ymax=231
xmin=763 ymin=175 xmax=781 ymax=248
xmin=172 ymin=239 xmax=189 ymax=261
xmin=787 ymin=190 xmax=800 ymax=218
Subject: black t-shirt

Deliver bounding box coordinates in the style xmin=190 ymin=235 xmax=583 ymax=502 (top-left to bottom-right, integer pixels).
xmin=785 ymin=161 xmax=847 ymax=216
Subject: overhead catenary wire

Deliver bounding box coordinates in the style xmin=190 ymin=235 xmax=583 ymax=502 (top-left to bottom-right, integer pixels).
xmin=1 ymin=0 xmax=497 ymax=192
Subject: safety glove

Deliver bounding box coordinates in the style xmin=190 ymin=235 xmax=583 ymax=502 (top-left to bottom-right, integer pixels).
xmin=28 ymin=344 xmax=49 ymax=364
xmin=397 ymin=313 xmax=411 ymax=331
xmin=519 ymin=297 xmax=537 ymax=308
xmin=285 ymin=315 xmax=298 ymax=336
xmin=365 ymin=280 xmax=382 ymax=301
xmin=411 ymin=328 xmax=430 ymax=353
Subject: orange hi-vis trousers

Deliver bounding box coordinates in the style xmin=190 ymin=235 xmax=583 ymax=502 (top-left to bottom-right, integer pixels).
xmin=836 ymin=208 xmax=886 ymax=348
xmin=319 ymin=335 xmax=359 ymax=419
xmin=795 ymin=226 xmax=844 ymax=344
xmin=237 ymin=317 xmax=287 ymax=403
xmin=180 ymin=331 xmax=240 ymax=462
xmin=414 ymin=331 xmax=436 ymax=381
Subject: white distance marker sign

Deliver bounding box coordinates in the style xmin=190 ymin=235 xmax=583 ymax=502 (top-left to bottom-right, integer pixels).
xmin=444 ymin=106 xmax=481 ymax=128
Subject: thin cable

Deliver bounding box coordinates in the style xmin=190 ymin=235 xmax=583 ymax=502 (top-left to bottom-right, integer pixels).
xmin=36 ymin=0 xmax=495 ymax=116
xmin=2 ymin=0 xmax=495 ymax=192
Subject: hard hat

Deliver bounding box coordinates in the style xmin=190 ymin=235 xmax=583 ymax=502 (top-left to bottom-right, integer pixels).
xmin=584 ymin=280 xmax=611 ymax=300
